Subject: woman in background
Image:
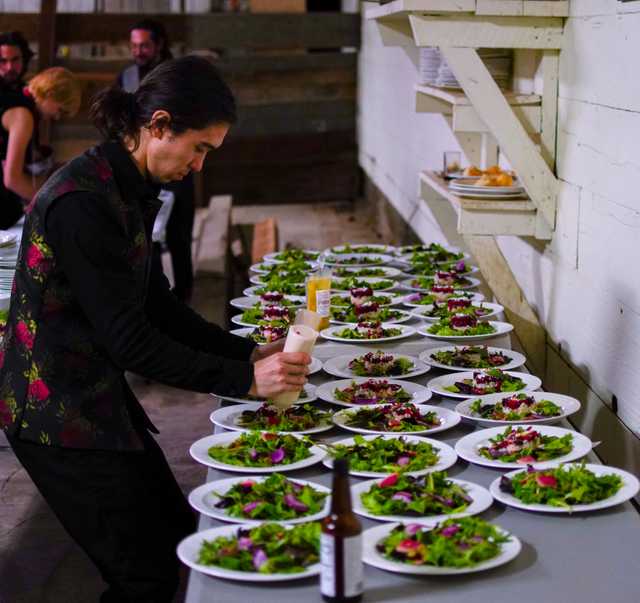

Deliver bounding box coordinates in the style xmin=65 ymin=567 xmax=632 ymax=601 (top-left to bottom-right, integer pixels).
xmin=0 ymin=66 xmax=81 ymax=228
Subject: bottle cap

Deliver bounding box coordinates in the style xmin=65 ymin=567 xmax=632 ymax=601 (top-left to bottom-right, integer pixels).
xmin=334 ymin=457 xmax=349 ymax=475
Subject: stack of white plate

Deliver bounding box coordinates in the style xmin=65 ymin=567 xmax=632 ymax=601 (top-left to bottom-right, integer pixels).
xmin=0 ymin=231 xmax=19 ymax=309
xmin=448 ymin=177 xmax=527 ymax=200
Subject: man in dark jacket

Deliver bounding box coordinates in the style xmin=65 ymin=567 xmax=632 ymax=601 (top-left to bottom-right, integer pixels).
xmin=0 ymin=31 xmax=34 ymax=92
xmin=0 ymin=56 xmax=309 ymax=603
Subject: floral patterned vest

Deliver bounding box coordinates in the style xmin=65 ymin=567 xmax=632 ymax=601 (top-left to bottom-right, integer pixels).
xmin=0 ymin=144 xmax=160 ymax=450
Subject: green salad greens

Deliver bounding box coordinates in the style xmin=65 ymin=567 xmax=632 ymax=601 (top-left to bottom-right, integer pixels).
xmin=411 ymin=275 xmax=471 ymax=290
xmin=332 ymin=244 xmax=387 ymax=254
xmin=478 ymin=426 xmax=573 ymax=464
xmin=330 ymin=305 xmax=405 ymax=324
xmin=407 ymin=245 xmax=464 ymax=264
xmin=499 ymin=463 xmax=623 ymax=507
xmin=328 ymin=435 xmax=440 ymax=473
xmin=257 ymin=260 xmax=314 ymax=274
xmin=377 ymin=517 xmax=509 ymax=567
xmin=429 ymin=346 xmax=512 ymax=369
xmin=208 ymin=431 xmax=313 ymax=467
xmin=273 ymin=249 xmax=319 ymax=263
xmin=470 ymin=394 xmax=562 ymax=421
xmin=197 ymin=522 xmax=320 ymax=573
xmin=256 ymin=270 xmax=307 ymax=285
xmin=237 ymin=404 xmax=331 ymax=432
xmin=427 ymin=318 xmax=495 ymax=337
xmin=332 ymin=277 xmax=394 ymax=291
xmin=348 ymin=351 xmax=415 ymax=377
xmin=334 ymin=267 xmax=388 ymax=278
xmin=334 ymin=322 xmax=402 ymax=340
xmin=240 ymin=307 xmax=293 ymax=325
xmin=334 ymin=380 xmax=413 ymax=406
xmin=361 ymin=472 xmax=472 ymax=516
xmin=405 ymin=291 xmax=474 ymax=306
xmin=212 ymin=473 xmax=328 ymax=521
xmin=255 ymin=280 xmax=306 ymax=296
xmin=343 ymin=402 xmax=439 ymax=432
xmin=444 ymin=369 xmax=525 ymax=395
xmin=331 ymin=294 xmax=394 ymax=307
xmin=420 ymin=303 xmax=491 ymax=321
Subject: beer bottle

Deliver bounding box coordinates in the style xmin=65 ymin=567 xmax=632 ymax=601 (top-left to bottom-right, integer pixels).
xmin=320 ymin=458 xmax=363 ymax=602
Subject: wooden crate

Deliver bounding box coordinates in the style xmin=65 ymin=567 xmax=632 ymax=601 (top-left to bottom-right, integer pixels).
xmin=250 ymin=0 xmax=305 ymax=12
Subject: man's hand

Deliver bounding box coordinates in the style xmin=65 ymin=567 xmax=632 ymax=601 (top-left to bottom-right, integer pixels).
xmin=248 ymin=351 xmax=311 ymax=399
xmin=250 ymin=338 xmax=286 ymax=363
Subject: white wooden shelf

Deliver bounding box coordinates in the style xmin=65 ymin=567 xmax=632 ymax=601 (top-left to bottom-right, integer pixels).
xmin=415 ymin=84 xmax=542 ymax=135
xmin=419 ymin=170 xmax=551 ymax=239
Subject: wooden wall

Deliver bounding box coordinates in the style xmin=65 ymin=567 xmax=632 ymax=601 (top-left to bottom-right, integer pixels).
xmin=0 ymin=11 xmax=360 ymax=205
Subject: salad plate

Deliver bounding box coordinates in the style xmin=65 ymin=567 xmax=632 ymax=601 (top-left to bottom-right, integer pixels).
xmin=401 ymin=277 xmax=481 ymax=292
xmin=211 ymin=383 xmax=317 ymax=405
xmin=352 ymin=474 xmax=493 ymax=523
xmin=320 ymin=323 xmax=416 ymax=344
xmin=321 ymin=434 xmax=457 ymax=478
xmin=317 ymin=378 xmax=432 ymax=408
xmin=331 ymin=277 xmax=396 ymax=292
xmin=490 ymin=463 xmax=640 ymax=513
xmin=410 ymin=302 xmax=504 ymax=323
xmin=400 ymin=264 xmax=480 ymax=279
xmin=418 ymin=320 xmax=514 ymax=342
xmin=177 ymin=522 xmax=321 ymax=581
xmin=250 ymin=261 xmax=316 ymax=274
xmin=327 ymin=243 xmax=396 ymax=255
xmin=455 ymin=391 xmax=581 ymax=426
xmin=332 ymin=266 xmax=402 ymax=279
xmin=231 ymin=312 xmax=293 ymax=329
xmin=428 ymin=370 xmax=540 ymax=399
xmin=455 ymin=425 xmax=593 ymax=469
xmin=190 ymin=431 xmax=325 ymax=473
xmin=322 ymin=351 xmax=430 ymax=380
xmin=330 ymin=292 xmax=404 ymax=307
xmin=188 ymin=475 xmax=330 ymax=525
xmin=362 ymin=519 xmax=521 ymax=575
xmin=323 ymin=253 xmax=395 ymax=268
xmin=332 ymin=403 xmax=460 ymax=435
xmin=402 ymin=290 xmax=484 ymax=307
xmin=262 ymin=249 xmax=320 ymax=264
xmin=244 ymin=284 xmax=306 ymax=298
xmin=210 ymin=402 xmax=333 ymax=435
xmin=229 ymin=326 xmax=289 ymax=346
xmin=330 ymin=307 xmax=413 ymax=325
xmin=421 ymin=345 xmax=526 ymax=372
xmin=229 ymin=295 xmax=305 ymax=310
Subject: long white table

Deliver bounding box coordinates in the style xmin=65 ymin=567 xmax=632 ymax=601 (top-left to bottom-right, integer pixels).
xmin=185 ymin=330 xmax=640 ymax=603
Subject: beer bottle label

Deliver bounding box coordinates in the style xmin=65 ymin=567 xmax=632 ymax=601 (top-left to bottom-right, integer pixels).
xmin=320 ymin=533 xmax=364 ymax=598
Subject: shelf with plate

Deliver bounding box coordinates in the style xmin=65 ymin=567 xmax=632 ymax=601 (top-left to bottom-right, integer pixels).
xmin=419 ymin=170 xmax=551 ymax=240
xmin=366 ymin=0 xmax=567 ymax=236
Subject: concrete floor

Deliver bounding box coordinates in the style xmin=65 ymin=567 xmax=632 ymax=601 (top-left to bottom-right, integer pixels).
xmin=0 ymin=200 xmax=388 ymax=603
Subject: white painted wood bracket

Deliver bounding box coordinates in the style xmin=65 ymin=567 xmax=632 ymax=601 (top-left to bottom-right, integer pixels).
xmin=439 ymin=46 xmax=558 ymax=231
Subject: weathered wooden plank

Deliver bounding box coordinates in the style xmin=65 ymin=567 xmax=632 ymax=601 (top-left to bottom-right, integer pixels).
xmin=409 ymin=14 xmax=564 ymax=49
xmin=0 ymin=12 xmax=361 ymax=49
xmin=523 ymin=0 xmax=569 ymax=17
xmin=540 ymin=49 xmax=559 ymax=169
xmin=440 ymin=46 xmax=557 ymax=229
xmin=366 ymin=0 xmax=476 ymax=20
xmin=476 ymin=0 xmax=524 ymax=17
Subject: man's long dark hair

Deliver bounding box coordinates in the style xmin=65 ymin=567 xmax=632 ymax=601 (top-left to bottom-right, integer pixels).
xmin=90 ymin=55 xmax=237 ymax=149
xmin=0 ymin=31 xmax=34 ymax=78
xmin=130 ymin=18 xmax=173 ymax=62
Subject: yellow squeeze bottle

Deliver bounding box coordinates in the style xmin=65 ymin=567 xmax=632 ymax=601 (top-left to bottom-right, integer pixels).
xmin=307 ymin=267 xmax=332 ymax=330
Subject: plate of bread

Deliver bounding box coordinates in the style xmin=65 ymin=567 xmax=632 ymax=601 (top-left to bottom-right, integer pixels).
xmin=448 ymin=166 xmax=526 ymax=198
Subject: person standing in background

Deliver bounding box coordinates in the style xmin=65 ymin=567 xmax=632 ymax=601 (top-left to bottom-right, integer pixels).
xmin=0 ymin=31 xmax=34 ymax=92
xmin=117 ymin=19 xmax=196 ymax=302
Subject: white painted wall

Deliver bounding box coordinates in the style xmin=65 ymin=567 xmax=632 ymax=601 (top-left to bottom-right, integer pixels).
xmin=358 ymin=1 xmax=640 ymax=435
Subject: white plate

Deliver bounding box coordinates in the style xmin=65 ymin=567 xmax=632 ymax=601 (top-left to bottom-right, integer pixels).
xmin=177 ymin=523 xmax=320 ymax=581
xmin=489 ymin=463 xmax=640 ymax=513
xmin=449 ymin=178 xmax=524 ymax=194
xmin=250 ymin=261 xmax=317 ymax=274
xmin=400 ymin=265 xmax=480 ymax=279
xmin=323 ymin=253 xmax=395 ymax=268
xmin=229 ymin=295 xmax=305 ymax=310
xmin=320 ymin=323 xmax=416 ymax=344
xmin=211 ymin=383 xmax=318 ymax=405
xmin=402 ymin=291 xmax=485 ymax=307
xmin=410 ymin=302 xmax=504 ymax=323
xmin=421 ymin=345 xmax=526 ymax=372
xmin=401 ymin=277 xmax=481 ymax=292
xmin=332 ymin=266 xmax=403 ymax=279
xmin=332 ymin=403 xmax=460 ymax=435
xmin=0 ymin=232 xmax=17 ymax=247
xmin=322 ymin=434 xmax=457 ymax=478
xmin=331 ymin=292 xmax=405 ymax=307
xmin=398 ymin=251 xmax=471 ymax=265
xmin=330 ymin=308 xmax=413 ymax=326
xmin=210 ymin=402 xmax=333 ymax=435
xmin=322 ymin=353 xmax=430 ymax=380
xmin=317 ymin=378 xmax=433 ymax=408
xmin=190 ymin=431 xmax=325 ymax=473
xmin=455 ymin=191 xmax=529 ymax=200
xmin=327 ymin=244 xmax=396 ymax=255
xmin=455 ymin=425 xmax=593 ymax=470
xmin=331 ymin=277 xmax=396 ymax=293
xmin=428 ymin=371 xmax=541 ymax=399
xmin=352 ymin=476 xmax=493 ymax=523
xmin=418 ymin=320 xmax=514 ymax=342
xmin=243 ymin=285 xmax=306 ymax=298
xmin=362 ymin=522 xmax=521 ymax=575
xmin=188 ymin=476 xmax=330 ymax=524
xmin=455 ymin=391 xmax=581 ymax=426
xmin=262 ymin=250 xmax=320 ymax=264
xmin=231 ymin=314 xmax=292 ymax=328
